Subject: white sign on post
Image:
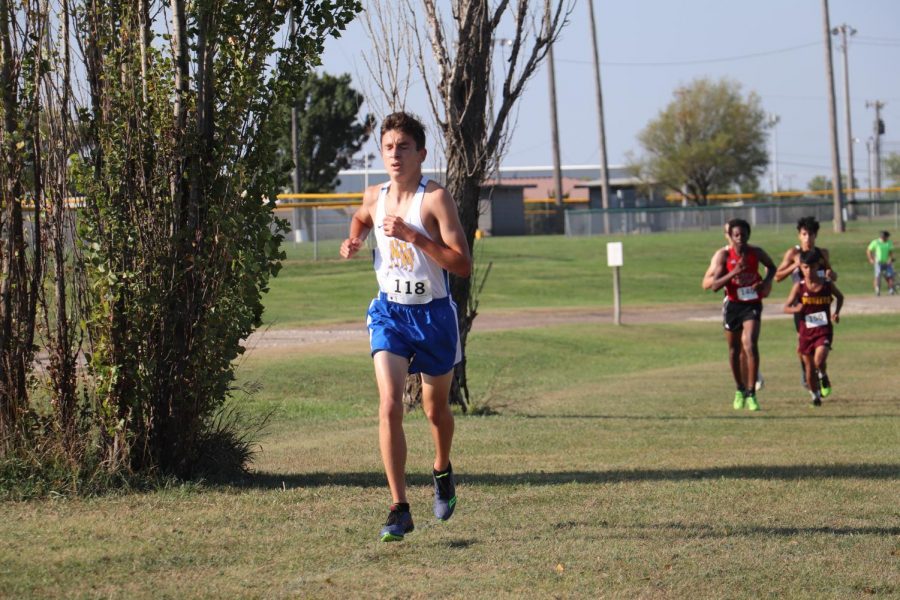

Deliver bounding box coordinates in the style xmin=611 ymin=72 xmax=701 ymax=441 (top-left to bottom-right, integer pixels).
xmin=606 ymin=242 xmax=623 ymax=267
xmin=606 ymin=242 xmax=623 ymax=325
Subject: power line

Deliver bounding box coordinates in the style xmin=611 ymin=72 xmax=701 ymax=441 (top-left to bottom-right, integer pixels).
xmin=856 ymin=35 xmax=900 ymax=43
xmin=854 ymin=40 xmax=900 ymax=48
xmin=557 ymin=41 xmax=821 ymax=68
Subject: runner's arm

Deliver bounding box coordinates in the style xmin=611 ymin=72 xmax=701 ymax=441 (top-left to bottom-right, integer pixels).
xmin=783 ymin=282 xmax=802 ymax=314
xmin=704 ymin=249 xmax=732 ymax=291
xmin=702 ymin=249 xmax=722 ymax=289
xmin=754 ymin=247 xmax=777 ymax=298
xmin=340 ymin=187 xmax=376 ymax=259
xmin=831 ymin=282 xmax=844 ymax=323
xmin=821 ymin=248 xmax=837 ymax=281
xmin=774 ymin=248 xmax=798 ymax=282
xmin=383 ymin=186 xmax=471 ymax=277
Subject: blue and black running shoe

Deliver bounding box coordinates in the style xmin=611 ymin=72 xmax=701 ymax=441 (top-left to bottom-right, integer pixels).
xmin=433 ymin=463 xmax=457 ymax=521
xmin=379 ymin=506 xmax=414 ymax=542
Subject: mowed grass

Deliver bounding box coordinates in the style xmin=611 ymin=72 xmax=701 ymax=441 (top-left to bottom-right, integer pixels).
xmin=262 ymin=219 xmax=893 ymax=328
xmin=3 ymin=313 xmax=899 ymax=598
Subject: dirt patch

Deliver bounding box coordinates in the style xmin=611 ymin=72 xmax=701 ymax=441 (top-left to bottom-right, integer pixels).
xmin=244 ymin=294 xmax=900 ymax=351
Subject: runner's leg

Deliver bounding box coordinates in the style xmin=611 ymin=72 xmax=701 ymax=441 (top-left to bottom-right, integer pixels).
xmin=421 ymin=369 xmax=455 ymax=472
xmin=741 ymin=319 xmax=761 ymax=393
xmin=802 ymin=353 xmax=819 ymax=397
xmin=374 ymin=351 xmax=411 ymax=503
xmin=725 ymin=330 xmax=744 ymax=390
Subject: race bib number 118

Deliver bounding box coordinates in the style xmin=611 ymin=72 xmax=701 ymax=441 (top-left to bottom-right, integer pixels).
xmin=387 ymin=277 xmax=432 ymax=305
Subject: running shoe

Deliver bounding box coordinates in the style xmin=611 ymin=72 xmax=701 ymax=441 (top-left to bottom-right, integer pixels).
xmin=433 ymin=464 xmax=457 ymax=521
xmin=379 ymin=507 xmax=414 ymax=542
xmin=818 ymin=371 xmax=832 ymax=398
xmin=745 ymin=393 xmax=760 ymax=411
xmin=733 ymin=390 xmax=745 ymax=410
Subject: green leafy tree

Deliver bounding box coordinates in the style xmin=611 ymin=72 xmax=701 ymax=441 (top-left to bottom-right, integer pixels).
xmin=808 ymin=175 xmax=832 ymax=191
xmin=885 ymin=152 xmax=900 ymax=186
xmin=1 ymin=0 xmax=361 ymax=482
xmin=275 ymin=72 xmax=374 ymax=193
xmin=807 ymin=173 xmax=857 ymax=192
xmin=634 ymin=77 xmax=768 ymax=205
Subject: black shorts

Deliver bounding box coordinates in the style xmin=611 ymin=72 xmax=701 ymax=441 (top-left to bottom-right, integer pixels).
xmin=723 ymin=300 xmax=762 ymax=332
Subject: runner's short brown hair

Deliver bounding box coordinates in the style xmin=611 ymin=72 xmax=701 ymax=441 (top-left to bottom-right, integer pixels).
xmin=380 ymin=112 xmax=426 ymax=150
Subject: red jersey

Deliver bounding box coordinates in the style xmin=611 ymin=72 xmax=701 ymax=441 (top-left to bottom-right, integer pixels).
xmin=724 ymin=246 xmax=763 ymax=303
xmin=797 ymin=279 xmax=833 ymax=354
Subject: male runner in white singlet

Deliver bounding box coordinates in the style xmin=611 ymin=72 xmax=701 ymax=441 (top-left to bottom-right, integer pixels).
xmin=340 ymin=112 xmax=471 ymax=542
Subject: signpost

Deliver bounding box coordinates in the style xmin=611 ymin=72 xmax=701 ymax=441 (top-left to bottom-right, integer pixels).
xmin=607 ymin=242 xmax=623 ymax=325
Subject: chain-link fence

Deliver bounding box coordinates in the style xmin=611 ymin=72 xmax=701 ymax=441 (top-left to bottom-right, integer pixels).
xmin=563 ymin=199 xmax=900 ymax=237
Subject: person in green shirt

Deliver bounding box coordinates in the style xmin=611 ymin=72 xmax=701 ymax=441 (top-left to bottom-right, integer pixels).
xmin=866 ymin=231 xmax=895 ymax=296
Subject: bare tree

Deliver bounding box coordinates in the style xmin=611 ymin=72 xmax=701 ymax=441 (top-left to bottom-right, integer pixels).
xmin=365 ymin=0 xmax=571 ymax=410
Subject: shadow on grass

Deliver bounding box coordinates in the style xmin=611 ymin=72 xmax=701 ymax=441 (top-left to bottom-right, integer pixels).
xmin=233 ymin=462 xmax=900 ymax=490
xmin=611 ymin=522 xmax=900 ymax=539
xmin=552 ymin=519 xmax=900 ymax=538
xmin=513 ymin=413 xmax=900 ymax=421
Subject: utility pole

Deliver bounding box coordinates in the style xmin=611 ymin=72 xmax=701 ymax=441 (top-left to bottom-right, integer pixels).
xmin=866 ymin=100 xmax=885 ymax=199
xmin=821 ymin=0 xmax=846 ymax=232
xmin=290 ymin=9 xmax=301 ymax=197
xmin=832 ymin=23 xmax=857 ymax=214
xmin=545 ymin=0 xmax=564 ymax=207
xmin=586 ymin=0 xmax=611 ymax=234
xmin=289 ymin=8 xmax=306 ymax=243
xmin=767 ymin=114 xmax=780 ymax=194
xmin=866 ymin=137 xmax=874 ymax=201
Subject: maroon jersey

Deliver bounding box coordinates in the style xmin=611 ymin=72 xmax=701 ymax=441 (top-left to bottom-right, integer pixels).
xmin=797 ymin=280 xmax=834 ymax=354
xmin=724 ymin=246 xmax=763 ymax=303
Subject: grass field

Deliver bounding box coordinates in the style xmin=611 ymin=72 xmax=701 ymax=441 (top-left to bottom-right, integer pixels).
xmin=262 ymin=221 xmax=893 ymax=328
xmin=2 ymin=224 xmax=899 ymax=598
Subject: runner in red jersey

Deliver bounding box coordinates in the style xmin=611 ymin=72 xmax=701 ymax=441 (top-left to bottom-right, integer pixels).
xmin=704 ymin=219 xmax=776 ymax=411
xmin=784 ymin=248 xmax=844 ymax=406
xmin=702 ymin=223 xmax=764 ymax=393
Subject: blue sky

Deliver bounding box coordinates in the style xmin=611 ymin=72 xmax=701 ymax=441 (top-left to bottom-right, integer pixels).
xmin=319 ymin=0 xmax=900 ymax=191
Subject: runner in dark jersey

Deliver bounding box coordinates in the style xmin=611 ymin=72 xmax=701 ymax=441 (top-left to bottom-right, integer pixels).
xmin=704 ymin=218 xmax=776 ymax=411
xmin=774 ymin=216 xmax=837 ymax=390
xmin=783 ymin=249 xmax=844 ymax=406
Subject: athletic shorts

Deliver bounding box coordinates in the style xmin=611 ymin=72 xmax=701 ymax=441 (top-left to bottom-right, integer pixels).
xmin=874 ymin=262 xmax=895 ymax=279
xmin=722 ymin=300 xmax=762 ymax=332
xmin=798 ymin=328 xmax=833 ymax=356
xmin=367 ymin=292 xmax=462 ymax=376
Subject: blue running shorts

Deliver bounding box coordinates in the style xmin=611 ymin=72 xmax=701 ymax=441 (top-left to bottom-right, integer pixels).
xmin=367 ymin=292 xmax=462 ymax=376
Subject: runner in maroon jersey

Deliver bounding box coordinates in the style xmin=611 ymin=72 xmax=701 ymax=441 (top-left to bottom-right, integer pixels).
xmin=783 ymin=248 xmax=844 ymax=406
xmin=704 ymin=219 xmax=776 ymax=411
xmin=774 ymin=216 xmax=837 ymax=390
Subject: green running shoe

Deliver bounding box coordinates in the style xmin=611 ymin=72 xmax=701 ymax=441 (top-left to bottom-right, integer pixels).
xmin=818 ymin=371 xmax=832 ymax=397
xmin=745 ymin=393 xmax=760 ymax=411
xmin=733 ymin=390 xmax=745 ymax=410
